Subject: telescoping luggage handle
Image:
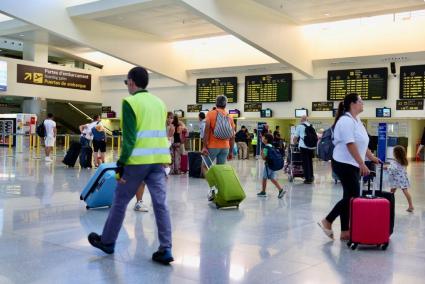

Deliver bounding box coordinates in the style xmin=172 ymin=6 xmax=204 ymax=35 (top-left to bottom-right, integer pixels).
xmin=81 ymin=167 xmax=117 ymax=201
xmin=361 ymin=162 xmax=384 ymax=197
xmin=201 ymin=154 xmax=213 ymax=171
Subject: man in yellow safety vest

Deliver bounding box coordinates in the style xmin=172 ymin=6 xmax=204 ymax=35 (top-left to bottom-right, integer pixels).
xmin=88 ymin=67 xmax=174 ymax=265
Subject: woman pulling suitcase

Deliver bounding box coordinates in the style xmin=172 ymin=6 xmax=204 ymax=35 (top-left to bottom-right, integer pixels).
xmin=318 ymin=93 xmax=380 ymax=241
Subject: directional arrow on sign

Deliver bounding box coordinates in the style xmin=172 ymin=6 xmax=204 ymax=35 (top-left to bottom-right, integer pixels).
xmin=24 ymin=72 xmax=32 ymax=80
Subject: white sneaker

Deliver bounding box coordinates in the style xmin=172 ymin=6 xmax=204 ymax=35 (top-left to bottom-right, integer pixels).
xmin=45 ymin=157 xmax=52 ymax=162
xmin=134 ymin=200 xmax=148 ymax=212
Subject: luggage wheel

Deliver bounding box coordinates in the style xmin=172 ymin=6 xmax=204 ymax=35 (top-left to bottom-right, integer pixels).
xmin=350 ymin=243 xmax=358 ymax=250
xmin=382 ymin=243 xmax=389 ymax=250
xmin=216 ymin=204 xmax=221 ymax=209
xmin=86 ymin=206 xmax=90 ymax=210
xmin=347 ymin=241 xmax=352 ymax=247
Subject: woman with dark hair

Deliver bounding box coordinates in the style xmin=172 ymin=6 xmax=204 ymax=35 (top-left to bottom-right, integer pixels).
xmin=171 ymin=114 xmax=187 ymax=174
xmin=318 ymin=93 xmax=380 ymax=241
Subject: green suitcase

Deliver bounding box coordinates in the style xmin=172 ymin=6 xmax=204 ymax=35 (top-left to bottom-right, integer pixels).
xmin=203 ymin=156 xmax=246 ymax=209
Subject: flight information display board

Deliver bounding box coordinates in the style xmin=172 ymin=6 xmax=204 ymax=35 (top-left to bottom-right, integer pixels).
xmin=327 ymin=68 xmax=388 ymax=100
xmin=400 ymin=65 xmax=425 ymax=99
xmin=396 ymin=100 xmax=424 ymax=110
xmin=245 ymin=73 xmax=292 ymax=102
xmin=312 ymin=102 xmax=334 ymax=111
xmin=196 ymin=77 xmax=237 ymax=104
xmin=244 ymin=103 xmax=262 ymax=112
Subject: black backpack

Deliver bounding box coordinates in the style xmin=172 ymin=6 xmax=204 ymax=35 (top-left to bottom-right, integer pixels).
xmin=36 ymin=121 xmax=46 ymax=138
xmin=265 ymin=146 xmax=284 ymax=171
xmin=317 ymin=127 xmax=334 ymax=161
xmin=302 ymin=123 xmax=318 ymax=148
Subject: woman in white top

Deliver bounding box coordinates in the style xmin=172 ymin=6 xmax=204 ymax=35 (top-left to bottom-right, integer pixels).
xmin=318 ymin=93 xmax=380 ymax=241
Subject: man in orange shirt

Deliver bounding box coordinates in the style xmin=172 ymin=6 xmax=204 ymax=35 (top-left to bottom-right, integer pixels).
xmin=202 ymin=95 xmax=235 ymax=167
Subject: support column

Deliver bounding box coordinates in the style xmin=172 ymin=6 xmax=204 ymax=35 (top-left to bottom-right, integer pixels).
xmin=22 ymin=98 xmax=47 ymax=120
xmin=22 ymin=42 xmax=48 ymax=63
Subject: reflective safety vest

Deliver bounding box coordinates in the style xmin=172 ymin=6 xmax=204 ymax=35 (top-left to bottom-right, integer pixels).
xmin=252 ymin=133 xmax=258 ymax=145
xmin=123 ymin=92 xmax=171 ymax=165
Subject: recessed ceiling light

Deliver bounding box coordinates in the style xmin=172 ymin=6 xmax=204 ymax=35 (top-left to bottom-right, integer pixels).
xmin=324 ymin=13 xmax=330 ymax=17
xmin=19 ymin=34 xmax=24 ymax=37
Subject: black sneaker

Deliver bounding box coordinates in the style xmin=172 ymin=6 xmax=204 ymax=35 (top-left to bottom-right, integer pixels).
xmin=152 ymin=249 xmax=174 ymax=265
xmin=88 ymin=232 xmax=115 ymax=254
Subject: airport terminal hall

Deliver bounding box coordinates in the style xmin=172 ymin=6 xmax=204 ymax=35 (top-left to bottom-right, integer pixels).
xmin=1 ymin=0 xmax=425 ymax=283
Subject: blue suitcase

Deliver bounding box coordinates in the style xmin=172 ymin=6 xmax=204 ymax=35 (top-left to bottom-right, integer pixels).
xmin=80 ymin=163 xmax=117 ymax=209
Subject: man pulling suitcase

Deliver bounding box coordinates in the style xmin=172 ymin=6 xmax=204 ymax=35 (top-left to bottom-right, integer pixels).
xmin=87 ymin=67 xmax=174 ymax=265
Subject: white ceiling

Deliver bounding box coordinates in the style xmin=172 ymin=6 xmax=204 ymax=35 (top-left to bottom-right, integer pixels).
xmin=95 ymin=2 xmax=225 ymax=41
xmin=254 ymin=0 xmax=425 ymax=23
xmin=5 ymin=30 xmax=91 ymax=52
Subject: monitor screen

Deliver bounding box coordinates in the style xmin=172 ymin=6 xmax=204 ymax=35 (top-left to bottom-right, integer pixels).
xmin=174 ymin=109 xmax=184 ymax=118
xmin=0 ymin=61 xmax=7 ymax=91
xmin=295 ymin=109 xmax=308 ymax=118
xmin=228 ymin=109 xmax=240 ymax=118
xmin=260 ymin=109 xmax=272 ymax=118
xmin=376 ymin=107 xmax=391 ymax=118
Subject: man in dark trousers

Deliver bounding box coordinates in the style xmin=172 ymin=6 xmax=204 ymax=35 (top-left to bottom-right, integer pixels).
xmin=88 ymin=67 xmax=174 ymax=264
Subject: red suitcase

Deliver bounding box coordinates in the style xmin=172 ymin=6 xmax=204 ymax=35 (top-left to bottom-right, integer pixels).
xmin=180 ymin=153 xmax=188 ymax=173
xmin=348 ymin=165 xmax=390 ymax=250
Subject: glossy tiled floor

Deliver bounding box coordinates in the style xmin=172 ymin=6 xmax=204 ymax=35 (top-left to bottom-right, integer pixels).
xmin=0 ymin=149 xmax=424 ymax=283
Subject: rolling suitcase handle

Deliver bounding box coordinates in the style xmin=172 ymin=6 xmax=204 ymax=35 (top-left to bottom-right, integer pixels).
xmin=200 ymin=153 xmax=213 ymax=170
xmin=362 ymin=162 xmax=384 ymax=197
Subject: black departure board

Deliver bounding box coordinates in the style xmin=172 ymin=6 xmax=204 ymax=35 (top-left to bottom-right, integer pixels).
xmin=196 ymin=77 xmax=237 ymax=104
xmin=245 ymin=73 xmax=292 ymax=102
xmin=187 ymin=104 xmax=202 ymax=112
xmin=400 ymin=65 xmax=425 ymax=99
xmin=312 ymin=102 xmax=334 ymax=111
xmin=327 ymin=68 xmax=388 ymax=100
xmin=396 ymin=100 xmax=424 ymax=110
xmin=244 ymin=103 xmax=262 ymax=112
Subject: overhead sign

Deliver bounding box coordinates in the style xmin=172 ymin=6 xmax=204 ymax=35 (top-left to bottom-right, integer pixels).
xmin=245 ymin=73 xmax=292 ymax=102
xmin=400 ymin=65 xmax=425 ymax=99
xmin=101 ymin=106 xmax=112 ymax=113
xmin=244 ymin=103 xmax=262 ymax=112
xmin=327 ymin=68 xmax=388 ymax=100
xmin=196 ymin=77 xmax=237 ymax=104
xmin=312 ymin=102 xmax=334 ymax=111
xmin=17 ymin=64 xmax=91 ymax=91
xmin=396 ymin=99 xmax=424 ymax=110
xmin=187 ymin=104 xmax=203 ymax=112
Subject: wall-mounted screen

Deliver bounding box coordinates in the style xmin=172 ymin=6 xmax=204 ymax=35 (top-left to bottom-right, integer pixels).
xmin=245 ymin=73 xmax=292 ymax=102
xmin=295 ymin=108 xmax=308 ymax=118
xmin=0 ymin=61 xmax=7 ymax=91
xmin=173 ymin=109 xmax=184 ymax=118
xmin=327 ymin=68 xmax=388 ymax=100
xmin=196 ymin=77 xmax=237 ymax=104
xmin=228 ymin=109 xmax=240 ymax=118
xmin=400 ymin=65 xmax=425 ymax=99
xmin=376 ymin=107 xmax=391 ymax=118
xmin=260 ymin=109 xmax=273 ymax=118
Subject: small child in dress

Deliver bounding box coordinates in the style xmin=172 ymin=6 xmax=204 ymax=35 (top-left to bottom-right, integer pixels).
xmin=257 ymin=134 xmax=286 ymax=198
xmin=387 ymin=145 xmax=414 ymax=212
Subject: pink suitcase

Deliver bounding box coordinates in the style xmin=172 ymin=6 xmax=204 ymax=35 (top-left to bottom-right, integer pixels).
xmin=180 ymin=154 xmax=188 ymax=173
xmin=348 ymin=167 xmax=390 ymax=250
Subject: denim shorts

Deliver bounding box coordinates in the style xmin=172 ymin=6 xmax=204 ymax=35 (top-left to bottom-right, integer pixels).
xmin=263 ymin=165 xmax=277 ymax=180
xmin=206 ymin=148 xmax=229 ymax=167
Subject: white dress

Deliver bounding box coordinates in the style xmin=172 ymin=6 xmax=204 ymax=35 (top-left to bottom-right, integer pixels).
xmin=387 ymin=160 xmax=410 ymax=189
